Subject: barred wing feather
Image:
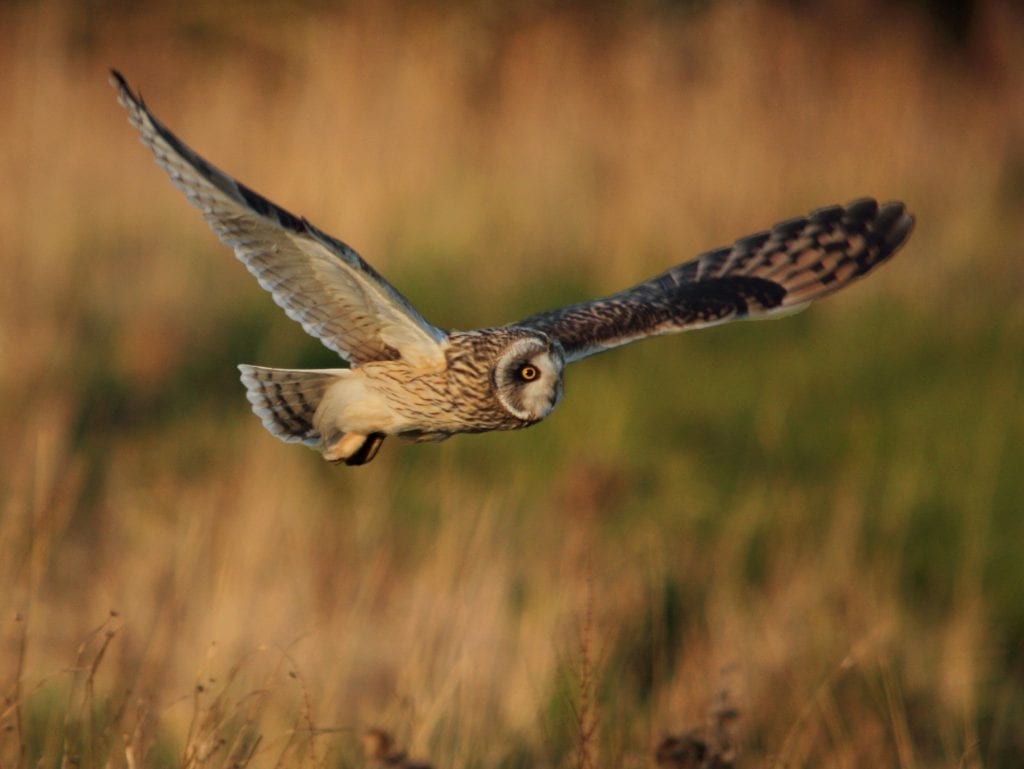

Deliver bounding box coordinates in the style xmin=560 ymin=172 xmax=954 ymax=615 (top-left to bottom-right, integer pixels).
xmin=112 ymin=70 xmax=448 ymax=370
xmin=517 ymin=199 xmax=913 ymax=363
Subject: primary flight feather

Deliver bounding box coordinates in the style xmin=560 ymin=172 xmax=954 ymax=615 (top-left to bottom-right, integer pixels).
xmin=112 ymin=71 xmax=913 ymax=466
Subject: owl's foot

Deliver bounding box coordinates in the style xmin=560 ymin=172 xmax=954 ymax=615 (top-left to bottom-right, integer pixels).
xmin=323 ymin=431 xmax=387 ymax=466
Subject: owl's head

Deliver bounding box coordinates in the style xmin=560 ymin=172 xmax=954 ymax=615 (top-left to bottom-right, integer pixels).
xmin=492 ymin=334 xmax=564 ymax=422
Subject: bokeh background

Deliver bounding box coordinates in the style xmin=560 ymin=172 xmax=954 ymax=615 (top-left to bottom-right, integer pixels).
xmin=1 ymin=1 xmax=1022 ymax=767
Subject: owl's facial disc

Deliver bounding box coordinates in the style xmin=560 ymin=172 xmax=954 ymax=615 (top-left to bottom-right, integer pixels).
xmin=494 ymin=337 xmax=564 ymax=422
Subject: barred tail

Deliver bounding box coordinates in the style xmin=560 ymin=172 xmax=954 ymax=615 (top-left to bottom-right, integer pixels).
xmin=237 ymin=365 xmax=344 ymax=446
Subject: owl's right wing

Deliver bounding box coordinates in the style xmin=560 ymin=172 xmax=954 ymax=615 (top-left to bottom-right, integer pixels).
xmin=515 ymin=199 xmax=913 ymax=363
xmin=112 ymin=71 xmax=448 ymax=370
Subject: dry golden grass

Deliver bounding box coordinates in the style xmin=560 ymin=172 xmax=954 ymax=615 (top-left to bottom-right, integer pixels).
xmin=1 ymin=1 xmax=1023 ymax=767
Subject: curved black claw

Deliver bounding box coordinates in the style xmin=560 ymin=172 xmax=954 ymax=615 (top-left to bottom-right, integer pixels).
xmin=345 ymin=433 xmax=387 ymax=466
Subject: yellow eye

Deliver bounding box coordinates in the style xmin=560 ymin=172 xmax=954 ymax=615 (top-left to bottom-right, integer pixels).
xmin=518 ymin=364 xmax=539 ymax=382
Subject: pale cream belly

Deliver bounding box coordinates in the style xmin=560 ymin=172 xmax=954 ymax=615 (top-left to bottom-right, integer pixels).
xmin=312 ymin=366 xmax=465 ymax=438
xmin=314 ymin=371 xmax=409 ymax=436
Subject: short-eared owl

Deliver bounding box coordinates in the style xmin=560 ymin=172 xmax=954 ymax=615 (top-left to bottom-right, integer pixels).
xmin=113 ymin=72 xmax=914 ymax=466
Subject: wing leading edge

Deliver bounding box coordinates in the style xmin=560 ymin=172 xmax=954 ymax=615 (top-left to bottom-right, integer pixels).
xmin=112 ymin=70 xmax=448 ymax=370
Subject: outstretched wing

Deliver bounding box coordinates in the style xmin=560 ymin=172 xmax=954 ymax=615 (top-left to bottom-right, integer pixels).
xmin=112 ymin=70 xmax=448 ymax=369
xmin=515 ymin=198 xmax=913 ymax=363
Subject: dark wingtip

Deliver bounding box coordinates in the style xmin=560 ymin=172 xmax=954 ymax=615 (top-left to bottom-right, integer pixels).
xmin=808 ymin=203 xmax=845 ymax=226
xmin=109 ymin=68 xmax=145 ymax=110
xmin=844 ymin=197 xmax=879 ymax=221
xmin=869 ymin=200 xmax=915 ymax=255
xmin=109 ymin=68 xmax=130 ymax=96
xmin=836 ymin=197 xmax=914 ymax=259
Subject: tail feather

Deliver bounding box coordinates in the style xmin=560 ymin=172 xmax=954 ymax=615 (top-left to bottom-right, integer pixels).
xmin=237 ymin=365 xmax=343 ymax=446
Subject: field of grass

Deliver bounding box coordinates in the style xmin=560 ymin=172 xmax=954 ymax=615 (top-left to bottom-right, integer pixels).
xmin=1 ymin=1 xmax=1023 ymax=767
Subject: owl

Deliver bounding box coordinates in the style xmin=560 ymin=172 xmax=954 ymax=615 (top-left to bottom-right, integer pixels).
xmin=113 ymin=71 xmax=914 ymax=466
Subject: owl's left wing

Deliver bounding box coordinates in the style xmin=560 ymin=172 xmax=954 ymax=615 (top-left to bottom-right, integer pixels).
xmin=112 ymin=71 xmax=448 ymax=370
xmin=515 ymin=198 xmax=913 ymax=363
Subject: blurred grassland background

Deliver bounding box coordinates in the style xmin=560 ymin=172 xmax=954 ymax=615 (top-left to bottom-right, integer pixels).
xmin=1 ymin=0 xmax=1023 ymax=767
